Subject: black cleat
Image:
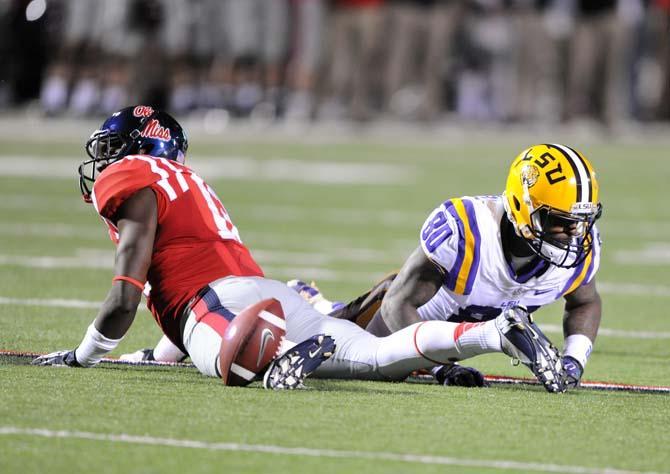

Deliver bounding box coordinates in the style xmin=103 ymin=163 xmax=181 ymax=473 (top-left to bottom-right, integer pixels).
xmin=496 ymin=306 xmax=567 ymax=393
xmin=263 ymin=334 xmax=336 ymax=390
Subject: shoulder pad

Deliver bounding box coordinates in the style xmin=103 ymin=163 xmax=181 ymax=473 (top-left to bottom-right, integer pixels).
xmin=419 ymin=198 xmax=483 ymax=295
xmin=92 ymin=156 xmax=161 ymax=219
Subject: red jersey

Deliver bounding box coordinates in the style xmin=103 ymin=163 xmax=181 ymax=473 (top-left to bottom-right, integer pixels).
xmin=92 ymin=155 xmax=264 ymax=350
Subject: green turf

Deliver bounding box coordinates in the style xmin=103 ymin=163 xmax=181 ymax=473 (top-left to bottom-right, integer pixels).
xmin=1 ymin=135 xmax=669 ymax=473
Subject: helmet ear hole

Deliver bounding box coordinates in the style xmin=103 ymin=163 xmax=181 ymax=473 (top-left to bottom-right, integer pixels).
xmin=513 ymin=196 xmax=521 ymax=212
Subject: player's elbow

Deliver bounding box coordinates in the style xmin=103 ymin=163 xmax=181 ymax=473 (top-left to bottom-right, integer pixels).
xmin=106 ymin=286 xmax=142 ymax=316
xmin=380 ymin=296 xmax=417 ymax=332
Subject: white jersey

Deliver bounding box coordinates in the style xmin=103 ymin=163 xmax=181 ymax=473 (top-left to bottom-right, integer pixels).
xmin=417 ymin=195 xmax=601 ymax=322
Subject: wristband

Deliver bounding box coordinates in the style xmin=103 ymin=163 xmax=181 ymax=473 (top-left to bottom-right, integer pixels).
xmin=563 ymin=334 xmax=592 ymax=369
xmin=74 ymin=323 xmax=123 ymax=367
xmin=112 ymin=275 xmax=146 ymax=292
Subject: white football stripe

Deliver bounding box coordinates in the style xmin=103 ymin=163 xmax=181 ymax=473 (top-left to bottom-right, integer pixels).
xmin=258 ymin=310 xmax=287 ymax=331
xmin=0 ymin=155 xmax=414 ymax=185
xmin=540 ymin=324 xmax=670 ymax=340
xmin=1 ymin=296 xmax=669 ymax=340
xmin=0 ymin=426 xmax=655 ymax=474
xmin=550 ymin=143 xmax=590 ymax=203
xmin=129 ymin=156 xmax=177 ymax=201
xmin=230 ymin=363 xmax=256 ymax=381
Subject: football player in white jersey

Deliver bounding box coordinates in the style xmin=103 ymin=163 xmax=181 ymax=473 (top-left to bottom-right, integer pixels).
xmin=319 ymin=143 xmax=602 ymax=390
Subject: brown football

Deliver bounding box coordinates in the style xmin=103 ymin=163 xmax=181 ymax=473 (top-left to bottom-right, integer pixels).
xmin=219 ymin=298 xmax=286 ymax=386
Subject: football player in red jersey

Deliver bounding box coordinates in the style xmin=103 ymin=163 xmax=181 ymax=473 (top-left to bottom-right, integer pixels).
xmin=33 ymin=106 xmax=569 ymax=392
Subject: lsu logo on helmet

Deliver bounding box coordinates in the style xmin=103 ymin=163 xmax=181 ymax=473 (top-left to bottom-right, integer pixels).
xmin=503 ymin=144 xmax=602 ymax=268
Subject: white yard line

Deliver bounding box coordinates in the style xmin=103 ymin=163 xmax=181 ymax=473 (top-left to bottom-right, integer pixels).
xmin=540 ymin=324 xmax=670 ymax=340
xmin=0 ymin=297 xmax=105 ymax=310
xmin=0 ymin=427 xmax=659 ymax=474
xmin=613 ymin=243 xmax=670 ymax=265
xmin=0 ymin=156 xmax=415 ymax=185
xmin=1 ymin=251 xmax=668 ymax=298
xmin=1 ymin=296 xmax=668 ymax=340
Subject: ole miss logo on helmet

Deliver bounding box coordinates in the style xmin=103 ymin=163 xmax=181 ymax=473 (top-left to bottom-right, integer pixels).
xmin=133 ymin=105 xmax=154 ymax=118
xmin=141 ymin=119 xmax=172 ymax=141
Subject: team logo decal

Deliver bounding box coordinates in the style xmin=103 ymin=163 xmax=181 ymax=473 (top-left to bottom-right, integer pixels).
xmin=256 ymin=328 xmax=275 ymax=367
xmin=133 ymin=105 xmax=154 ymax=118
xmin=140 ymin=118 xmax=171 ymax=141
xmin=521 ymin=165 xmax=540 ymax=188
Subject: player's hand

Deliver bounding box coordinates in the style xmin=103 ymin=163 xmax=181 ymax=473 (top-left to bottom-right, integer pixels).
xmin=562 ymin=356 xmax=583 ymax=389
xmin=434 ymin=363 xmax=489 ymax=387
xmin=31 ymin=350 xmax=82 ymax=367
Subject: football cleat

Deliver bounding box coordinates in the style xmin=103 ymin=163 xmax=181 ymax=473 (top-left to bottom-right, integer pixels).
xmin=119 ymin=349 xmax=156 ymax=363
xmin=496 ymin=306 xmax=567 ymax=393
xmin=263 ymin=334 xmax=336 ymax=390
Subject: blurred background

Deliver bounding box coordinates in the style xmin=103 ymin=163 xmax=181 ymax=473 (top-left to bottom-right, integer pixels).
xmin=1 ymin=0 xmax=669 ymax=130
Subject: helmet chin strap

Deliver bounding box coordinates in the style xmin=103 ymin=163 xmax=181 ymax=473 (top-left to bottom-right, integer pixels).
xmin=501 ymin=213 xmax=536 ymax=259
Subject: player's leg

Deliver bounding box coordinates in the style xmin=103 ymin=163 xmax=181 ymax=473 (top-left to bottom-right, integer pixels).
xmin=289 ymin=274 xmax=397 ymax=328
xmin=279 ymin=282 xmax=562 ymax=385
xmin=182 ymin=276 xmax=335 ymax=386
xmin=277 ymin=279 xmax=502 ymax=381
xmin=120 ymin=334 xmax=187 ymax=363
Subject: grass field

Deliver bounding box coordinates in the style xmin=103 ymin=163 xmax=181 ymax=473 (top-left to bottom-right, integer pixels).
xmin=1 ymin=121 xmax=669 ymax=473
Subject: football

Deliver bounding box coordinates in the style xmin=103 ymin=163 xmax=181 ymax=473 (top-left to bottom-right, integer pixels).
xmin=219 ymin=298 xmax=286 ymax=386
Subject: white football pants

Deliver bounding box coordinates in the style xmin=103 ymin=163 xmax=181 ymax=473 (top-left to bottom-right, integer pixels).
xmin=182 ymin=276 xmax=502 ymax=380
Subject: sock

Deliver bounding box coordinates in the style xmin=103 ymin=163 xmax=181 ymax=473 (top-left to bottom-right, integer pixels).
xmin=153 ymin=334 xmax=187 ymax=362
xmin=413 ymin=320 xmax=502 ymax=362
xmin=375 ymin=320 xmax=502 ymax=380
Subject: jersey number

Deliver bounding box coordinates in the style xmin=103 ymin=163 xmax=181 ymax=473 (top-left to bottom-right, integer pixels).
xmin=421 ymin=210 xmax=452 ymax=253
xmin=155 ymin=158 xmax=241 ymax=242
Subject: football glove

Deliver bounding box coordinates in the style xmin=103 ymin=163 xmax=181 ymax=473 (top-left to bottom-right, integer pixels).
xmin=31 ymin=350 xmax=82 ymax=367
xmin=562 ymin=355 xmax=583 ymax=389
xmin=434 ymin=363 xmax=489 ymax=388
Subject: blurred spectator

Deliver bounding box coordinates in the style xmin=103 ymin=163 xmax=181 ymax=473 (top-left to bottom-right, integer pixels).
xmin=284 ymin=0 xmax=326 ymax=121
xmin=456 ymin=0 xmax=514 ymax=121
xmin=322 ymin=0 xmax=385 ymax=121
xmin=383 ymin=0 xmax=465 ymax=121
xmin=565 ymin=0 xmax=644 ymax=126
xmin=653 ymin=0 xmax=670 ymax=120
xmin=222 ymin=0 xmax=289 ymax=118
xmin=2 ymin=0 xmax=669 ymax=128
xmin=507 ymin=0 xmax=566 ymax=123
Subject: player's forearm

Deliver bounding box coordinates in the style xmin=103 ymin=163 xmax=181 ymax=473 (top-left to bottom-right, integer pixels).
xmin=94 ymin=285 xmax=141 ymax=338
xmin=380 ymin=298 xmax=422 ymax=333
xmin=563 ymin=292 xmax=601 ymax=343
xmin=70 ymin=286 xmax=140 ymax=367
xmin=562 ymin=294 xmax=601 ymax=369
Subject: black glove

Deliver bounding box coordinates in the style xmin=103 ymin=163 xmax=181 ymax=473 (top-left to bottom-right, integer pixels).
xmin=562 ymin=356 xmax=583 ymax=389
xmin=434 ymin=363 xmax=489 ymax=387
xmin=32 ymin=350 xmax=82 ymax=367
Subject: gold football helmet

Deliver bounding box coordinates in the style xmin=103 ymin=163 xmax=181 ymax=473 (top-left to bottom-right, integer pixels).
xmin=503 ymin=144 xmax=602 ymax=268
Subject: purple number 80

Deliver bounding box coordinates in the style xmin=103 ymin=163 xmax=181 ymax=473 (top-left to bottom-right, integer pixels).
xmin=421 ymin=211 xmax=452 ymax=253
